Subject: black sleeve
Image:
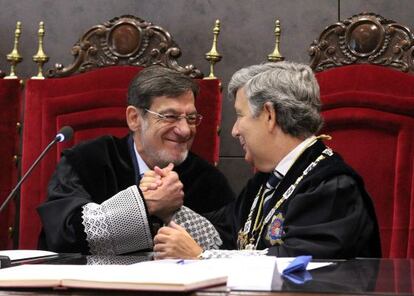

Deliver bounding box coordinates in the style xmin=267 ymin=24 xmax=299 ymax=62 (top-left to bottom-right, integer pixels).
xmin=37 ymin=156 xmax=92 ymax=253
xmin=178 ymin=155 xmax=237 ymax=249
xmin=38 ymin=156 xmax=155 ymax=255
xmin=202 ymin=201 xmax=236 ymax=250
xmin=267 ymin=175 xmax=376 ymax=259
xmin=195 ymin=170 xmax=236 ymax=249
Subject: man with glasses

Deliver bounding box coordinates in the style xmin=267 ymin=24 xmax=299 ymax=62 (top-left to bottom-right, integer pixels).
xmin=37 ymin=66 xmax=235 ymax=255
xmin=152 ymin=62 xmax=381 ymax=259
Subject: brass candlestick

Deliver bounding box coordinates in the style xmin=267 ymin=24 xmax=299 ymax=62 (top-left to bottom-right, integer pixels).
xmin=32 ymin=21 xmax=49 ymax=79
xmin=267 ymin=20 xmax=284 ymax=62
xmin=205 ymin=19 xmax=222 ymax=79
xmin=5 ymin=21 xmax=23 ymax=79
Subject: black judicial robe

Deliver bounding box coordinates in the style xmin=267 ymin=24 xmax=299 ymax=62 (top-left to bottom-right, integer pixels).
xmin=38 ymin=135 xmax=235 ymax=254
xmin=233 ymin=140 xmax=381 ymax=259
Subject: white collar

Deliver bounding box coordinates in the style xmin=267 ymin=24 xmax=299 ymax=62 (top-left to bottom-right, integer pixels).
xmin=275 ymin=135 xmax=316 ymax=177
xmin=133 ymin=142 xmax=150 ymax=176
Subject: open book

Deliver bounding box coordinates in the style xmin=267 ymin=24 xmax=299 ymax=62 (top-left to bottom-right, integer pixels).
xmin=0 ymin=260 xmax=227 ymax=292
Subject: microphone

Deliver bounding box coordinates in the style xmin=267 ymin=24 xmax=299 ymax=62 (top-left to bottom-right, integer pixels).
xmin=55 ymin=126 xmax=74 ymax=143
xmin=0 ymin=126 xmax=74 ymax=213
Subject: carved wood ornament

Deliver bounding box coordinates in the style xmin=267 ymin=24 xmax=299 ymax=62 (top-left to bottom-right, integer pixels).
xmin=309 ymin=12 xmax=414 ymax=74
xmin=47 ymin=15 xmax=203 ymax=78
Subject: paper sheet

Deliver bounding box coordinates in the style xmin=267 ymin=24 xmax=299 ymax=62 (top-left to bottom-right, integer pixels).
xmin=0 ymin=250 xmax=57 ymax=261
xmin=276 ymin=257 xmax=333 ymax=273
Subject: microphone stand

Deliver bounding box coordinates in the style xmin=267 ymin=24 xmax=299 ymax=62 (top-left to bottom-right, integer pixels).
xmin=0 ymin=137 xmax=59 ymax=213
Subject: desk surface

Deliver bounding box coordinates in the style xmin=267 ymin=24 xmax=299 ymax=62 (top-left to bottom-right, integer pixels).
xmin=0 ymin=255 xmax=413 ymax=295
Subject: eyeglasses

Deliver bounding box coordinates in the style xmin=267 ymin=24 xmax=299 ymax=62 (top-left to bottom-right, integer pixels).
xmin=144 ymin=109 xmax=203 ymax=126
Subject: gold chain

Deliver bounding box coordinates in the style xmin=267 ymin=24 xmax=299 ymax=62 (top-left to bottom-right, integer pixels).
xmin=238 ymin=139 xmax=333 ymax=250
xmin=254 ymin=153 xmax=328 ymax=249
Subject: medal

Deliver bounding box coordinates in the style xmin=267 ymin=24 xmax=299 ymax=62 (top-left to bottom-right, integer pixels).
xmin=265 ymin=212 xmax=285 ymax=245
xmin=237 ymin=141 xmax=333 ymax=251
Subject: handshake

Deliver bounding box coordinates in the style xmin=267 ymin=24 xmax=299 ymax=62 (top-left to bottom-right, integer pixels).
xmin=139 ymin=163 xmax=183 ymax=223
xmin=139 ymin=163 xmax=203 ymax=259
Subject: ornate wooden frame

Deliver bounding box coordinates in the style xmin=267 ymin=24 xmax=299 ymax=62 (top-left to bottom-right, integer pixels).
xmin=309 ymin=12 xmax=414 ymax=74
xmin=47 ymin=15 xmax=203 ymax=78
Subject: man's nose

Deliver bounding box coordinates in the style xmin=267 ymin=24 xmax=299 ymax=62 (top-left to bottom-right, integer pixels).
xmin=231 ymin=120 xmax=239 ymax=138
xmin=174 ymin=118 xmax=192 ymax=137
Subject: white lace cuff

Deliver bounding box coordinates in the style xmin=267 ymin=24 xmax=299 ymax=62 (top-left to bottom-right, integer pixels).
xmin=173 ymin=206 xmax=222 ymax=250
xmin=82 ymin=185 xmax=152 ymax=255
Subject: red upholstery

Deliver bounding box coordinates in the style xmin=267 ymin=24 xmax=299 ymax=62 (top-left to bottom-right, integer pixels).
xmin=192 ymin=78 xmax=222 ymax=165
xmin=375 ymin=259 xmax=414 ymax=294
xmin=317 ymin=64 xmax=414 ymax=258
xmin=19 ymin=65 xmax=222 ymax=249
xmin=0 ymin=79 xmax=22 ymax=249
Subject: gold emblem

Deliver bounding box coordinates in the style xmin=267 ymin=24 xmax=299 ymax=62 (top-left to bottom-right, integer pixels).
xmin=265 ymin=212 xmax=285 ymax=245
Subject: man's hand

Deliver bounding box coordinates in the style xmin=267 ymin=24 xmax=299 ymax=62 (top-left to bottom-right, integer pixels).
xmin=139 ymin=171 xmax=162 ymax=192
xmin=140 ymin=163 xmax=184 ymax=221
xmin=153 ymin=222 xmax=203 ymax=259
xmin=139 ymin=163 xmax=175 ymax=192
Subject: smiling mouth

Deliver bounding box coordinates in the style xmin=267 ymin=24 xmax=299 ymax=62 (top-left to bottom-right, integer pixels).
xmin=239 ymin=138 xmax=246 ymax=150
xmin=166 ymin=139 xmax=190 ymax=147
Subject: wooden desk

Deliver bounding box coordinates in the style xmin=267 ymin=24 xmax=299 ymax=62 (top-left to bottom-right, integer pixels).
xmin=0 ymin=256 xmax=413 ymax=295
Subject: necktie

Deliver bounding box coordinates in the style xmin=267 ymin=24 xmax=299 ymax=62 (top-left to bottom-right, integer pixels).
xmin=262 ymin=171 xmax=282 ymax=213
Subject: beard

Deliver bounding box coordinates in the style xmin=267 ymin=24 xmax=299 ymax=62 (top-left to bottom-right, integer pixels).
xmin=147 ymin=147 xmax=188 ymax=168
xmin=139 ymin=119 xmax=189 ymax=168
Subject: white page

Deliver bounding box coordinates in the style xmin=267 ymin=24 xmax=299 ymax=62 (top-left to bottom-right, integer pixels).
xmin=0 ymin=250 xmax=57 ymax=261
xmin=225 ymin=256 xmax=279 ymax=291
xmin=276 ymin=257 xmax=333 ymax=273
xmin=0 ymin=262 xmax=227 ymax=290
xmin=168 ymin=257 xmax=279 ymax=291
xmin=85 ymin=262 xmax=228 ymax=291
xmin=0 ymin=264 xmax=85 ymax=287
xmin=136 ymin=256 xmax=334 ymax=291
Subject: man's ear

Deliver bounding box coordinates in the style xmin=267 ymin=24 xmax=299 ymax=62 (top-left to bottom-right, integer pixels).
xmin=263 ymin=102 xmax=277 ymax=132
xmin=126 ymin=106 xmax=141 ymax=132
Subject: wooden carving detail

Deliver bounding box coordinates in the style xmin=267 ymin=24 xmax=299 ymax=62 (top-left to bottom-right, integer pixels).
xmin=47 ymin=15 xmax=203 ymax=78
xmin=309 ymin=12 xmax=414 ymax=73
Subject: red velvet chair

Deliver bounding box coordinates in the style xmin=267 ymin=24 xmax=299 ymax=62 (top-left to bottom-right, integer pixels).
xmin=309 ymin=13 xmax=414 ymax=258
xmin=19 ymin=15 xmax=223 ymax=249
xmin=0 ymin=78 xmax=22 ymax=249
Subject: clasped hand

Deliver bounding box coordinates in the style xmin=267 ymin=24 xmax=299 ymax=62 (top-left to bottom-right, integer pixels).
xmin=139 ymin=163 xmax=183 ymax=222
xmin=139 ymin=163 xmax=202 ymax=259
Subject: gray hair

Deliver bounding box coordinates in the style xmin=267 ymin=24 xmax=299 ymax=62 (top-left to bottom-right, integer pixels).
xmin=127 ymin=65 xmax=199 ymax=110
xmin=228 ymin=61 xmax=323 ymax=138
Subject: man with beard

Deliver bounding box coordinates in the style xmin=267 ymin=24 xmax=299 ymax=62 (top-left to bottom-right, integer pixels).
xmin=37 ymin=66 xmax=235 ymax=255
xmin=152 ymin=62 xmax=381 ymax=259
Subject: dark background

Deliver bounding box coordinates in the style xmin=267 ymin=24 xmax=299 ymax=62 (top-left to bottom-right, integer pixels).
xmin=0 ymin=0 xmax=412 ymax=194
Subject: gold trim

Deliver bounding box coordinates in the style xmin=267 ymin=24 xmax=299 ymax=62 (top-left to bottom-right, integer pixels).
xmin=8 ymin=226 xmax=14 ymax=239
xmin=5 ymin=21 xmax=23 ymax=79
xmin=32 ymin=21 xmax=49 ymax=79
xmin=204 ymin=20 xmax=222 ymax=79
xmin=13 ymin=155 xmax=18 ymax=164
xmin=267 ymin=20 xmax=284 ymax=62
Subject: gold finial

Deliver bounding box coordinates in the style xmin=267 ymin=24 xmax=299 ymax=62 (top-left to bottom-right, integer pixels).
xmin=267 ymin=20 xmax=285 ymax=62
xmin=5 ymin=21 xmax=23 ymax=79
xmin=8 ymin=226 xmax=14 ymax=239
xmin=204 ymin=19 xmax=222 ymax=79
xmin=16 ymin=121 xmax=22 ymax=133
xmin=32 ymin=21 xmax=49 ymax=79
